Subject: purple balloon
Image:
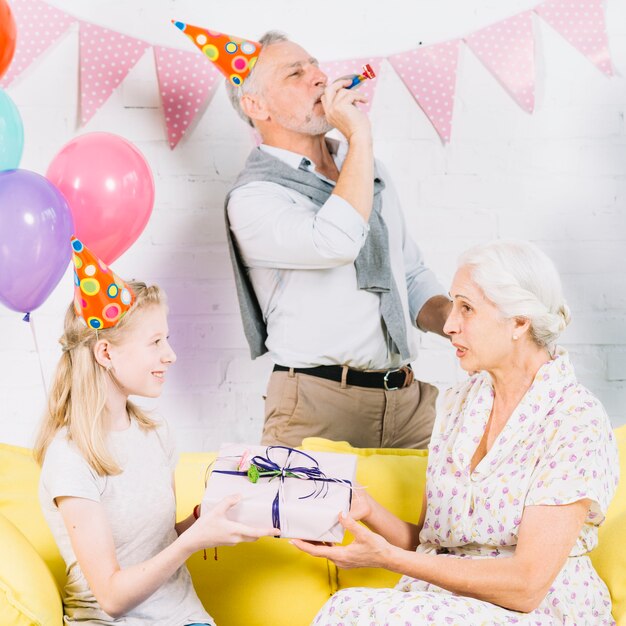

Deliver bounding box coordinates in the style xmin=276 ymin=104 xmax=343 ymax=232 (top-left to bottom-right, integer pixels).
xmin=0 ymin=169 xmax=74 ymax=313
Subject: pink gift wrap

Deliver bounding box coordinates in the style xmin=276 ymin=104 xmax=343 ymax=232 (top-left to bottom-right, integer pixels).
xmin=202 ymin=444 xmax=357 ymax=542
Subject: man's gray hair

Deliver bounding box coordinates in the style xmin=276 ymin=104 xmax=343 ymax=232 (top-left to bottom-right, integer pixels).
xmin=225 ymin=30 xmax=290 ymax=127
xmin=458 ymin=240 xmax=571 ymax=350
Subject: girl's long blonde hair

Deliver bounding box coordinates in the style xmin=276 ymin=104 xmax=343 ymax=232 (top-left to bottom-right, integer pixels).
xmin=33 ymin=282 xmax=165 ymax=475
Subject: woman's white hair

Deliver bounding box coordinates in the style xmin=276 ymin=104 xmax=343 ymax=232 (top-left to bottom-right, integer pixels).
xmin=459 ymin=240 xmax=571 ymax=350
xmin=225 ymin=30 xmax=289 ymax=127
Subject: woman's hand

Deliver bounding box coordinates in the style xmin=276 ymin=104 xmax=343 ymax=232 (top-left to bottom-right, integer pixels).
xmin=291 ymin=513 xmax=392 ymax=569
xmin=348 ymin=484 xmax=373 ymax=522
xmin=184 ymin=494 xmax=280 ymax=552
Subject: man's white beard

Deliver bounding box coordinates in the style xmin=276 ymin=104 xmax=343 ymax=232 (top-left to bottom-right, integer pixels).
xmin=272 ymin=108 xmax=333 ymax=136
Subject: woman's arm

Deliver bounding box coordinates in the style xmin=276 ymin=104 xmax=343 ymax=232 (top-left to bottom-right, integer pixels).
xmin=352 ymin=487 xmax=426 ymax=551
xmin=294 ymin=499 xmax=590 ymax=613
xmin=57 ymin=494 xmax=278 ymax=619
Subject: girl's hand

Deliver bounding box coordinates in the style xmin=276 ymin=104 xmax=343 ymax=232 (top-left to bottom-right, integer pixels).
xmin=291 ymin=513 xmax=392 ymax=569
xmin=184 ymin=494 xmax=280 ymax=552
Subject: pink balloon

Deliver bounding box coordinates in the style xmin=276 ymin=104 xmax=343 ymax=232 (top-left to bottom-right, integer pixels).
xmin=46 ymin=132 xmax=155 ymax=264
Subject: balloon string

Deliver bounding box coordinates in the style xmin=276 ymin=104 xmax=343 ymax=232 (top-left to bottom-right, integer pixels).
xmin=27 ymin=313 xmax=48 ymax=398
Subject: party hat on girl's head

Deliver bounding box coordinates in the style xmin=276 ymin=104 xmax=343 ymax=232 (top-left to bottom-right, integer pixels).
xmin=171 ymin=20 xmax=261 ymax=86
xmin=71 ymin=237 xmax=135 ymax=330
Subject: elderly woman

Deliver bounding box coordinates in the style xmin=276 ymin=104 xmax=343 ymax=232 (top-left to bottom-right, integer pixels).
xmin=294 ymin=240 xmax=619 ymax=625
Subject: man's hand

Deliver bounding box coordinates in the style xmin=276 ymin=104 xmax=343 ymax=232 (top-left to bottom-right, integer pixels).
xmin=417 ymin=295 xmax=453 ymax=337
xmin=321 ymin=79 xmax=371 ymax=143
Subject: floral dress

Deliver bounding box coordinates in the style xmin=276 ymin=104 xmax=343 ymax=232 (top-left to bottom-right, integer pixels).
xmin=312 ymin=349 xmax=619 ymax=625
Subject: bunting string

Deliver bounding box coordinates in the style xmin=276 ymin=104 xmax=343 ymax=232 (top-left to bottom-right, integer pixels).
xmin=1 ymin=0 xmax=615 ymax=146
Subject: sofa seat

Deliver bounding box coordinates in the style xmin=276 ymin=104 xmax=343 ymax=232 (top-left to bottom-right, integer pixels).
xmin=0 ymin=427 xmax=624 ymax=625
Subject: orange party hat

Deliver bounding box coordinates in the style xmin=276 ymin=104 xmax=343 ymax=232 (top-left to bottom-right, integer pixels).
xmin=172 ymin=20 xmax=261 ymax=86
xmin=71 ymin=237 xmax=135 ymax=330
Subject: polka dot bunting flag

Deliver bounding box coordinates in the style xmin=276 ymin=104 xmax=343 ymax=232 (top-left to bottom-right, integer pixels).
xmin=79 ymin=21 xmax=150 ymax=126
xmin=154 ymin=46 xmax=221 ymax=149
xmin=2 ymin=0 xmax=616 ymax=149
xmin=465 ymin=11 xmax=535 ymax=113
xmin=171 ymin=21 xmax=261 ymax=87
xmin=388 ymin=40 xmax=460 ymax=143
xmin=535 ymin=0 xmax=613 ymax=76
xmin=0 ymin=0 xmax=75 ymax=88
xmin=71 ymin=237 xmax=135 ymax=330
xmin=319 ymin=57 xmax=383 ymax=115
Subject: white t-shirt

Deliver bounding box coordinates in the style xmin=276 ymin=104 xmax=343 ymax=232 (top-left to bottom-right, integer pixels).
xmin=39 ymin=419 xmax=213 ymax=626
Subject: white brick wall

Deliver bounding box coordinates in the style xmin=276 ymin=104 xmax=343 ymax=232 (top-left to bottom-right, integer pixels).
xmin=1 ymin=0 xmax=625 ymax=451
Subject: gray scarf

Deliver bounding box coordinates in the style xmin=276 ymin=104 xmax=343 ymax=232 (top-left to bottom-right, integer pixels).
xmin=224 ymin=147 xmax=410 ymax=361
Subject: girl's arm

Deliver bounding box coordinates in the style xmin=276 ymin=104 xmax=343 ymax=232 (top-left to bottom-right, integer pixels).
xmin=293 ymin=498 xmax=590 ymax=613
xmin=172 ymin=478 xmax=197 ymax=536
xmin=57 ymin=494 xmax=278 ymax=619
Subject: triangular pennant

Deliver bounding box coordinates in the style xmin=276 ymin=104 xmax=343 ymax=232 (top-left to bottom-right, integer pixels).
xmin=388 ymin=40 xmax=460 ymax=143
xmin=535 ymin=0 xmax=613 ymax=76
xmin=0 ymin=0 xmax=75 ymax=88
xmin=154 ymin=46 xmax=222 ymax=149
xmin=465 ymin=11 xmax=535 ymax=113
xmin=319 ymin=57 xmax=384 ymax=114
xmin=79 ymin=22 xmax=150 ymax=126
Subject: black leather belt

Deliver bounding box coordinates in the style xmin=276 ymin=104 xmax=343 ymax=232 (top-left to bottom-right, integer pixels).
xmin=273 ymin=364 xmax=414 ymax=391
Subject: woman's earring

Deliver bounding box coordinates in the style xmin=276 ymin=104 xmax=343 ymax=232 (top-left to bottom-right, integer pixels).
xmin=512 ymin=334 xmax=519 ymax=341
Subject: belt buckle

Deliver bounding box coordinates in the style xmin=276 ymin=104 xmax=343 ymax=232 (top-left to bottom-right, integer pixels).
xmin=383 ymin=367 xmax=402 ymax=391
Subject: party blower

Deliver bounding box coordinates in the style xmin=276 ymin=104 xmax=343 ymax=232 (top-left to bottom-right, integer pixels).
xmin=343 ymin=63 xmax=376 ymax=89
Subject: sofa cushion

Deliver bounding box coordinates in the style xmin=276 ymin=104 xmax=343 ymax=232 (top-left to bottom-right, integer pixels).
xmin=0 ymin=443 xmax=65 ymax=590
xmin=590 ymin=424 xmax=626 ymax=626
xmin=176 ymin=452 xmax=334 ymax=626
xmin=301 ymin=437 xmax=428 ymax=591
xmin=0 ymin=512 xmax=62 ymax=626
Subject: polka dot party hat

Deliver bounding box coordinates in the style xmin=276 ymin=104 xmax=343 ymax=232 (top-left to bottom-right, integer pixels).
xmin=71 ymin=236 xmax=135 ymax=330
xmin=171 ymin=20 xmax=261 ymax=87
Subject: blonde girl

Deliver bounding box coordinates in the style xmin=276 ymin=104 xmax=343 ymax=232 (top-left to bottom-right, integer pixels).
xmin=34 ymin=240 xmax=277 ymax=624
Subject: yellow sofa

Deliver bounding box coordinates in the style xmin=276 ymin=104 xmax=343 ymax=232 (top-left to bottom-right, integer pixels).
xmin=1 ymin=429 xmax=624 ymax=626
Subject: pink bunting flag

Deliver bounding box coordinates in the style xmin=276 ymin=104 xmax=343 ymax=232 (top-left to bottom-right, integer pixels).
xmin=154 ymin=46 xmax=222 ymax=149
xmin=319 ymin=57 xmax=383 ymax=114
xmin=388 ymin=40 xmax=460 ymax=143
xmin=535 ymin=0 xmax=613 ymax=76
xmin=79 ymin=22 xmax=150 ymax=126
xmin=465 ymin=11 xmax=535 ymax=113
xmin=0 ymin=0 xmax=76 ymax=88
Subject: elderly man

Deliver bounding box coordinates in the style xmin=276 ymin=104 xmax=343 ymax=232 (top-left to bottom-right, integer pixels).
xmin=209 ymin=29 xmax=450 ymax=448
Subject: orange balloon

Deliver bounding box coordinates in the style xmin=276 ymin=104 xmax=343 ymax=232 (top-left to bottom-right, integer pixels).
xmin=0 ymin=0 xmax=17 ymax=81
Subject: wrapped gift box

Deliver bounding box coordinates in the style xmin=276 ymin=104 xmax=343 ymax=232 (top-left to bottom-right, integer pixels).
xmin=202 ymin=443 xmax=357 ymax=542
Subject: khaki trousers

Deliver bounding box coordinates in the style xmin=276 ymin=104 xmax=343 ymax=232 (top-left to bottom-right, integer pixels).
xmin=261 ymin=370 xmax=438 ymax=449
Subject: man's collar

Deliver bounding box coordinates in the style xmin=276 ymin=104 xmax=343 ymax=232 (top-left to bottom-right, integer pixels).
xmin=259 ymin=136 xmax=345 ymax=173
xmin=259 ymin=143 xmax=307 ymax=170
